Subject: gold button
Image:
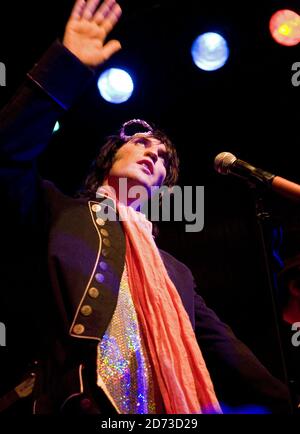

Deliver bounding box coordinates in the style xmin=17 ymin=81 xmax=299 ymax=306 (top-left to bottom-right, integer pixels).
xmin=102 ymin=249 xmax=109 ymax=258
xmin=73 ymin=324 xmax=85 ymax=335
xmin=88 ymin=287 xmax=100 ymax=299
xmin=92 ymin=204 xmax=101 ymax=213
xmin=80 ymin=305 xmax=93 ymax=316
xmin=100 ymin=228 xmax=109 ymax=237
xmin=96 ymin=218 xmax=105 ymax=226
xmin=95 ymin=273 xmax=105 ymax=283
xmin=99 ymin=261 xmax=108 ymax=271
xmin=103 ymin=238 xmax=111 ymax=247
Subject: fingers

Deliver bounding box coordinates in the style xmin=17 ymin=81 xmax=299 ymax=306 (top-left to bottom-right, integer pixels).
xmin=101 ymin=39 xmax=122 ymax=61
xmin=70 ymin=0 xmax=120 ymax=22
xmin=82 ymin=0 xmax=102 ymax=20
xmin=71 ymin=0 xmax=122 ymax=32
xmin=70 ymin=0 xmax=86 ymax=20
xmin=93 ymin=0 xmax=116 ymax=23
xmin=97 ymin=3 xmax=122 ymax=34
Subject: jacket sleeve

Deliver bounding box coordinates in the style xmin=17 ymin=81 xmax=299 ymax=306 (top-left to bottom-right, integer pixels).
xmin=0 ymin=40 xmax=94 ymax=222
xmin=194 ymin=289 xmax=292 ymax=413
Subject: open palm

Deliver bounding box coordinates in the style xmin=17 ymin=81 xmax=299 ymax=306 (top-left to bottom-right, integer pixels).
xmin=63 ymin=0 xmax=122 ymax=67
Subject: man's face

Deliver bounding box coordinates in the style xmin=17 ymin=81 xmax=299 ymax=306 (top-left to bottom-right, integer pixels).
xmin=104 ymin=134 xmax=168 ymax=195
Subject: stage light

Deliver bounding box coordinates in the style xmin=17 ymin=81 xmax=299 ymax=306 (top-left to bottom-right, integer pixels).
xmin=191 ymin=32 xmax=229 ymax=71
xmin=269 ymin=9 xmax=300 ymax=46
xmin=53 ymin=121 xmax=60 ymax=133
xmin=97 ymin=68 xmax=134 ymax=103
xmin=221 ymin=404 xmax=270 ymax=414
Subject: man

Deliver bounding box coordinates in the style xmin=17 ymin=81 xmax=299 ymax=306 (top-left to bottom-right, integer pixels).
xmin=0 ymin=0 xmax=292 ymax=414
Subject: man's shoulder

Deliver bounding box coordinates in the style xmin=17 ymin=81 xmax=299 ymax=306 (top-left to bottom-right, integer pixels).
xmin=42 ymin=179 xmax=71 ymax=202
xmin=41 ymin=179 xmax=89 ymax=212
xmin=158 ymin=248 xmax=193 ymax=277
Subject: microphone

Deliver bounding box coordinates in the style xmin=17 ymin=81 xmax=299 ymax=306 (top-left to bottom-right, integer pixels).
xmin=214 ymin=152 xmax=275 ymax=187
xmin=214 ymin=152 xmax=300 ymax=201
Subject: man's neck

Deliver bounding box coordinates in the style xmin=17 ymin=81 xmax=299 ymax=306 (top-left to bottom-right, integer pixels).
xmin=100 ymin=178 xmax=148 ymax=210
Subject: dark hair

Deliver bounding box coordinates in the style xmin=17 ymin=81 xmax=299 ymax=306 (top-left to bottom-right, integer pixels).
xmin=78 ymin=126 xmax=179 ymax=199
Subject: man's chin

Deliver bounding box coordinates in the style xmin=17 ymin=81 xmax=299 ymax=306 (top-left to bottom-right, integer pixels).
xmin=108 ymin=174 xmax=153 ymax=199
xmin=126 ymin=176 xmax=152 ymax=192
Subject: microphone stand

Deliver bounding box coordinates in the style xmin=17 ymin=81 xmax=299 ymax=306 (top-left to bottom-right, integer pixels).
xmin=250 ymin=184 xmax=295 ymax=414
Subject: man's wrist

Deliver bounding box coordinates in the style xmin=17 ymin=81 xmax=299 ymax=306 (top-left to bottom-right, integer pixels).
xmin=27 ymin=40 xmax=95 ymax=110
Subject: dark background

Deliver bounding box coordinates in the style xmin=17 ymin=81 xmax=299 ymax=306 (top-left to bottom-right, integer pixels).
xmin=1 ymin=0 xmax=300 ymax=382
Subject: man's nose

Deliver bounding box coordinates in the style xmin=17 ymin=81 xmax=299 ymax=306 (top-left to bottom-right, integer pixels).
xmin=145 ymin=149 xmax=158 ymax=163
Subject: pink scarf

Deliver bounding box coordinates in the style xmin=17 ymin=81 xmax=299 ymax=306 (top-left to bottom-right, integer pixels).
xmin=99 ymin=188 xmax=221 ymax=413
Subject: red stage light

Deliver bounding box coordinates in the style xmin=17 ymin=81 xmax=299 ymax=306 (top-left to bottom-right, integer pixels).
xmin=269 ymin=9 xmax=300 ymax=46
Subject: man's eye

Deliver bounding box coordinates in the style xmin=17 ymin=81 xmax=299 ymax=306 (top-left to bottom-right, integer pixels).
xmin=135 ymin=140 xmax=146 ymax=146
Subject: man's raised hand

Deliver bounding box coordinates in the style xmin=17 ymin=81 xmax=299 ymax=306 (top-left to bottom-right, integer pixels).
xmin=63 ymin=0 xmax=122 ymax=67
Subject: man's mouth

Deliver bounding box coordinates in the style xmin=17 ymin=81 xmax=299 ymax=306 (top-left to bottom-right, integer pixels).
xmin=137 ymin=159 xmax=154 ymax=175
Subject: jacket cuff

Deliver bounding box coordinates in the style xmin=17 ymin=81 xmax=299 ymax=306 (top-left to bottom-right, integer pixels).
xmin=27 ymin=40 xmax=95 ymax=110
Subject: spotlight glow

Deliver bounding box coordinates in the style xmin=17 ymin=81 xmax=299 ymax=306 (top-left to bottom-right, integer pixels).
xmin=97 ymin=68 xmax=134 ymax=103
xmin=191 ymin=32 xmax=229 ymax=71
xmin=53 ymin=121 xmax=60 ymax=133
xmin=269 ymin=9 xmax=300 ymax=46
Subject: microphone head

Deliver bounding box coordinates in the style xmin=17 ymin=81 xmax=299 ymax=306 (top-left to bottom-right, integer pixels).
xmin=214 ymin=152 xmax=237 ymax=175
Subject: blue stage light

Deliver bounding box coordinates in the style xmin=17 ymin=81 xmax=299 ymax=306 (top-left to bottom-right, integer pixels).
xmin=97 ymin=68 xmax=134 ymax=103
xmin=191 ymin=32 xmax=229 ymax=71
